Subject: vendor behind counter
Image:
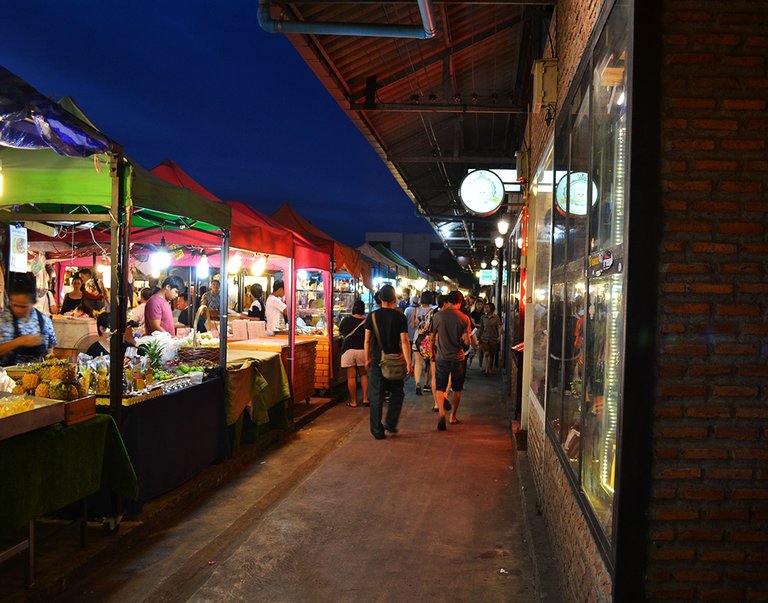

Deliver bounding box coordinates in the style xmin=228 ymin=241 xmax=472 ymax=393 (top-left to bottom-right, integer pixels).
xmin=0 ymin=272 xmax=57 ymax=366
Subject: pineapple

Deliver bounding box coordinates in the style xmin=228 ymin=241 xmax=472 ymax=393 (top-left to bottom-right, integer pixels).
xmin=35 ymin=383 xmax=50 ymax=398
xmin=77 ymin=382 xmax=87 ymax=398
xmin=49 ymin=379 xmax=69 ymax=401
xmin=49 ymin=361 xmax=68 ymax=382
xmin=69 ymin=385 xmax=79 ymax=399
xmin=144 ymin=339 xmax=165 ymax=370
xmin=22 ymin=372 xmax=40 ymax=392
xmin=65 ymin=364 xmax=78 ymax=383
xmin=12 ymin=382 xmax=25 ymax=395
xmin=37 ymin=365 xmax=51 ymax=382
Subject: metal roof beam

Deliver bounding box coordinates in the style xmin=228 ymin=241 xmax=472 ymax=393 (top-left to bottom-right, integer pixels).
xmin=389 ymin=155 xmax=512 ymax=163
xmin=349 ymin=14 xmax=524 ymax=96
xmin=351 ymin=101 xmax=526 ymax=114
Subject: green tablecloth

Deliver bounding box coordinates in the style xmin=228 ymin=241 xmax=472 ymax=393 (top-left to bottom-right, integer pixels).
xmin=225 ymin=352 xmax=291 ymax=427
xmin=0 ymin=414 xmax=137 ymax=537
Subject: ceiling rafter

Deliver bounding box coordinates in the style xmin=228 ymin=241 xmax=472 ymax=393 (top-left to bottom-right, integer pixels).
xmin=348 ymin=14 xmax=525 ymax=98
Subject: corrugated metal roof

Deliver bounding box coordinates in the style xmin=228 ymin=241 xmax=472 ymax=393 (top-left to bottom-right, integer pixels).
xmin=273 ymin=0 xmax=552 ymax=270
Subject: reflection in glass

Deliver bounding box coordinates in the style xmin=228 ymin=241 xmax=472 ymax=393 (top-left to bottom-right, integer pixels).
xmin=545 ymin=282 xmax=565 ymax=441
xmin=591 ymin=3 xmax=628 ymax=253
xmin=552 ymin=127 xmax=569 ymax=269
xmin=567 ymin=77 xmax=590 ymax=265
xmin=530 ymin=149 xmax=553 ymax=406
xmin=582 ymin=274 xmax=622 ymax=537
xmin=562 ymin=278 xmax=586 ymax=473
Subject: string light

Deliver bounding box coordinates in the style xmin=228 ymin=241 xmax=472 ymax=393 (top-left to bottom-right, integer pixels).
xmin=251 ymin=255 xmax=267 ymax=276
xmin=228 ymin=252 xmax=242 ymax=275
xmin=151 ymin=236 xmax=171 ymax=276
xmin=494 ymin=236 xmax=505 ymax=249
xmin=197 ymin=250 xmax=210 ymax=279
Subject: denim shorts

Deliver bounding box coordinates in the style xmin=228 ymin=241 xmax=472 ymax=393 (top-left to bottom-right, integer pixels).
xmin=435 ymin=359 xmax=466 ymax=392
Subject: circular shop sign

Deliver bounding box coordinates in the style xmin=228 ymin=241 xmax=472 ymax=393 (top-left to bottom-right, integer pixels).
xmin=459 ymin=169 xmax=505 ymax=216
xmin=555 ymin=171 xmax=598 ymax=217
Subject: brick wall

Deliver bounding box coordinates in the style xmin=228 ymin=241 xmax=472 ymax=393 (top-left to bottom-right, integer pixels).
xmin=528 ymin=402 xmax=613 ymax=602
xmin=649 ymin=2 xmax=768 ymax=600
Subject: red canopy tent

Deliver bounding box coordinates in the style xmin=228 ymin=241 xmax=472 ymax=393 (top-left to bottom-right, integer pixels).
xmin=271 ymin=203 xmax=363 ymax=279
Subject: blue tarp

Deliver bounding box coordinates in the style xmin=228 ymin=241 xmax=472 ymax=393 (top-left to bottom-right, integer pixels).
xmin=0 ymin=65 xmax=115 ymax=157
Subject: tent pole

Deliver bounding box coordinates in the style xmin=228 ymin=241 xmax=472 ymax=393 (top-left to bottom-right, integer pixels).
xmin=219 ymin=230 xmax=230 ymax=368
xmin=109 ymin=153 xmax=127 ymax=419
xmin=289 ymin=254 xmax=296 ymax=420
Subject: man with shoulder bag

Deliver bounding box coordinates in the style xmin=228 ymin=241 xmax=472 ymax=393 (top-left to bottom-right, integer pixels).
xmin=364 ymin=284 xmax=413 ymax=440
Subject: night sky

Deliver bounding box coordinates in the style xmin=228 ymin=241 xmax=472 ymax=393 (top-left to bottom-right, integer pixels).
xmin=0 ymin=2 xmax=433 ymax=247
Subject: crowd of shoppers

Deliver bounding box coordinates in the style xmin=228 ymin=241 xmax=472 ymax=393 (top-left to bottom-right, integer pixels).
xmin=341 ymin=284 xmax=500 ymax=440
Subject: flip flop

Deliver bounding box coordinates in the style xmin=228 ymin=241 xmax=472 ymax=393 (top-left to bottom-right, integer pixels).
xmin=362 ymin=401 xmax=370 ymax=407
xmin=449 ymin=418 xmax=461 ymax=424
xmin=346 ymin=402 xmax=360 ymax=408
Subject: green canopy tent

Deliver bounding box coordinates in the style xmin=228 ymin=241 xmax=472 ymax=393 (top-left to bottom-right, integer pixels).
xmin=0 ymin=146 xmax=232 ymax=413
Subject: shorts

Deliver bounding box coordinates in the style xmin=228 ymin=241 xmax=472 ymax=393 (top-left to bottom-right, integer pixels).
xmin=340 ymin=348 xmax=366 ymax=368
xmin=481 ymin=341 xmax=499 ymax=356
xmin=435 ymin=359 xmax=466 ymax=393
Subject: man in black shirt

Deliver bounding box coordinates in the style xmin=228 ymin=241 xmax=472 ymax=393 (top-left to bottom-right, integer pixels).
xmin=364 ymin=284 xmax=412 ymax=440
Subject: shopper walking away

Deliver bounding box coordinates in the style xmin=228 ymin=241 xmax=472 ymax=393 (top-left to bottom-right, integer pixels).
xmin=412 ymin=291 xmax=434 ymax=396
xmin=480 ymin=302 xmax=502 ymax=376
xmin=430 ymin=290 xmax=471 ymax=430
xmin=364 ymin=284 xmax=412 ymax=440
xmin=470 ymin=297 xmax=485 ymax=367
xmin=340 ymin=300 xmax=369 ymax=408
xmin=428 ymin=294 xmax=453 ymax=412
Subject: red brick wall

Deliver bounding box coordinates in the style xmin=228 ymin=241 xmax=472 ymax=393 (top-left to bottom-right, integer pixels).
xmin=528 ymin=406 xmax=613 ymax=602
xmin=650 ymin=2 xmax=768 ymax=600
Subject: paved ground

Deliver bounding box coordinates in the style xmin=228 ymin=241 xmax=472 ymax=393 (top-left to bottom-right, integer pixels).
xmin=10 ymin=363 xmax=563 ymax=602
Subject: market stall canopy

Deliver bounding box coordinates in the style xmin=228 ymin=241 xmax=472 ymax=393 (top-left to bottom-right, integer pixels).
xmin=271 ymin=203 xmax=362 ymax=278
xmin=372 ymin=243 xmax=425 ymax=280
xmin=357 ymin=243 xmax=398 ymax=275
xmin=0 ymin=146 xmax=230 ymax=232
xmin=146 ymin=160 xmax=329 ymax=268
xmin=0 ymin=66 xmax=116 ymax=157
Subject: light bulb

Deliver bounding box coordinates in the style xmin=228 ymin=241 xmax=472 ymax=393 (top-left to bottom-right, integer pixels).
xmin=494 ymin=236 xmax=505 ymax=249
xmin=297 ymin=270 xmax=308 ymax=282
xmin=497 ymin=216 xmax=510 ymax=235
xmin=481 ymin=261 xmax=487 ymax=269
xmin=251 ymin=256 xmax=267 ymax=276
xmin=197 ymin=252 xmax=210 ymax=279
xmin=97 ymin=263 xmax=111 ymax=289
xmin=491 ymin=258 xmax=499 ymax=267
xmin=152 ymin=236 xmax=171 ymax=273
xmin=517 ymin=237 xmax=524 ymax=249
xmin=228 ymin=253 xmax=242 ymax=275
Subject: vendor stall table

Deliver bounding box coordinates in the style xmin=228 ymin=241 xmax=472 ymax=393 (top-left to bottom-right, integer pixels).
xmin=228 ymin=338 xmax=317 ymax=405
xmin=224 ymin=351 xmax=291 ymax=427
xmin=95 ymin=377 xmax=228 ymax=508
xmin=0 ymin=415 xmax=136 ymax=584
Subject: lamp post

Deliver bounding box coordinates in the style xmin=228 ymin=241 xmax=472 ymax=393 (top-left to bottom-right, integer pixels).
xmin=494 ymin=235 xmax=505 ymax=310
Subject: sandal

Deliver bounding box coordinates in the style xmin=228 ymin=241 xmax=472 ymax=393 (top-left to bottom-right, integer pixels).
xmin=362 ymin=401 xmax=370 ymax=407
xmin=449 ymin=418 xmax=461 ymax=424
xmin=346 ymin=402 xmax=360 ymax=408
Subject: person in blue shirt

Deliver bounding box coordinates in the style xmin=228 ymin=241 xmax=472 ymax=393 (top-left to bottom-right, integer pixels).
xmin=0 ymin=273 xmax=57 ymax=365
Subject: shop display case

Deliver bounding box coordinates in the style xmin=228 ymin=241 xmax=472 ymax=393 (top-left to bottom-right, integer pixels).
xmin=296 ymin=270 xmax=326 ymax=329
xmin=332 ymin=273 xmax=358 ymax=325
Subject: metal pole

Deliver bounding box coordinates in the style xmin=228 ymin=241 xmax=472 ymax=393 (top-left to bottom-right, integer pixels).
xmin=219 ymin=230 xmax=230 ymax=368
xmin=109 ymin=153 xmax=127 ymax=418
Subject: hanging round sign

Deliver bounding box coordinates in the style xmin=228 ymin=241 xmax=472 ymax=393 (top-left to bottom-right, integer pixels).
xmin=555 ymin=171 xmax=598 ymax=217
xmin=459 ymin=169 xmax=505 ymax=216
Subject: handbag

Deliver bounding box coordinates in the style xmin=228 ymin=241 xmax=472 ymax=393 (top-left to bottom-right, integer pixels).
xmin=371 ymin=313 xmax=407 ymax=380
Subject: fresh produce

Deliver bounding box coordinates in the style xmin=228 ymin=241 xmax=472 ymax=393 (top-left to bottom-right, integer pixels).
xmin=0 ymin=398 xmax=35 ymax=418
xmin=153 ymin=370 xmax=174 ymax=382
xmin=177 ymin=364 xmax=205 ymax=374
xmin=12 ymin=358 xmax=84 ymax=401
xmin=143 ymin=339 xmax=166 ymax=370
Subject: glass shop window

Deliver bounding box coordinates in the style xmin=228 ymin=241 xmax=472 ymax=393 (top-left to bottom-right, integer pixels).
xmin=551 ymin=127 xmax=569 ymax=271
xmin=530 ymin=149 xmax=553 ymax=408
xmin=591 ymin=5 xmax=629 ymax=253
xmin=566 ymin=77 xmax=591 ymax=268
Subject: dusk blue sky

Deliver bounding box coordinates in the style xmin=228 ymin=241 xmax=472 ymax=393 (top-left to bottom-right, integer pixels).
xmin=0 ymin=1 xmax=433 ymax=247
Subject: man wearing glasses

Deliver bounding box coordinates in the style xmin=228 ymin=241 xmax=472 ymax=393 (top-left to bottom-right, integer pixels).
xmin=0 ymin=273 xmax=57 ymax=365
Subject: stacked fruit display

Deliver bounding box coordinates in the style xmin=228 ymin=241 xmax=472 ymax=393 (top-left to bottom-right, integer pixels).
xmin=11 ymin=358 xmax=86 ymax=401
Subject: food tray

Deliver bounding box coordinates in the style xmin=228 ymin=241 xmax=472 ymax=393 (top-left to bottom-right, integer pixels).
xmin=0 ymin=393 xmax=65 ymax=441
xmin=3 ymin=364 xmax=34 ymax=380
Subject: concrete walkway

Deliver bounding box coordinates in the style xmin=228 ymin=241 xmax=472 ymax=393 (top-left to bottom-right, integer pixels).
xmin=55 ymin=364 xmax=549 ymax=602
